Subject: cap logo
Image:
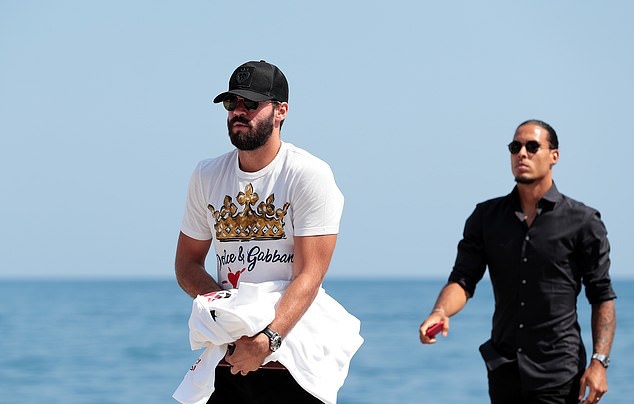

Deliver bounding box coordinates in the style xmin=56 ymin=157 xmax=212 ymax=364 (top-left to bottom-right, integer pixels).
xmin=236 ymin=71 xmax=250 ymax=84
xmin=234 ymin=66 xmax=255 ymax=87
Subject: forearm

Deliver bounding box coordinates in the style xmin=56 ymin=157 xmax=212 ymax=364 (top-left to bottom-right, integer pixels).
xmin=576 ymin=299 xmax=615 ymax=403
xmin=419 ymin=281 xmax=470 ymax=343
xmin=175 ymin=262 xmax=222 ymax=298
xmin=591 ymin=299 xmax=616 ymax=355
xmin=431 ymin=282 xmax=470 ymax=317
xmin=268 ymin=234 xmax=336 ymax=336
xmin=269 ymin=271 xmax=322 ymax=337
xmin=174 ymin=232 xmax=220 ymax=298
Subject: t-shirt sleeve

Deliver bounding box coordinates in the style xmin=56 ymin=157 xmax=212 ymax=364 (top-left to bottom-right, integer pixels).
xmin=181 ymin=163 xmax=213 ymax=241
xmin=290 ymin=160 xmax=344 ymax=237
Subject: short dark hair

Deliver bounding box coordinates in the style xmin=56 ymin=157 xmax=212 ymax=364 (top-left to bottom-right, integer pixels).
xmin=517 ymin=119 xmax=559 ymax=149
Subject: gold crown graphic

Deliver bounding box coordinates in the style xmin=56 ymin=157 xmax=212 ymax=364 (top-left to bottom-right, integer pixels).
xmin=208 ymin=183 xmax=290 ymax=242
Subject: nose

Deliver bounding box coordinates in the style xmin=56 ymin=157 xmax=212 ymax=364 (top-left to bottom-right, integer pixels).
xmin=231 ymin=99 xmax=249 ymax=115
xmin=515 ymin=144 xmax=529 ymax=158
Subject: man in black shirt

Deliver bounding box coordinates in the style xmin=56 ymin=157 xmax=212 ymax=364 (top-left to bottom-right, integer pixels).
xmin=419 ymin=120 xmax=616 ymax=404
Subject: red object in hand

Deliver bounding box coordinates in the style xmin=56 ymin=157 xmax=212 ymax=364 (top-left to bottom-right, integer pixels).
xmin=425 ymin=322 xmax=444 ymax=338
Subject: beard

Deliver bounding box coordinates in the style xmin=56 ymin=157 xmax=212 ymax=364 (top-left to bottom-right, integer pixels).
xmin=227 ymin=110 xmax=274 ymax=151
xmin=514 ymin=176 xmax=535 ymax=184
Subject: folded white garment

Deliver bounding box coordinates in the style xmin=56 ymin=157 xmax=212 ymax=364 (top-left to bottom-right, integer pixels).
xmin=173 ymin=281 xmax=363 ymax=404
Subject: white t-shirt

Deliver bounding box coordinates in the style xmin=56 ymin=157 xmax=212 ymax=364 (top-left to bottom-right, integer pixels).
xmin=181 ymin=142 xmax=344 ymax=288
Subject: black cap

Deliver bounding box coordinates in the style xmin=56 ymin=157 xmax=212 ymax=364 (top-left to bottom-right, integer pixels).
xmin=213 ymin=60 xmax=289 ymax=103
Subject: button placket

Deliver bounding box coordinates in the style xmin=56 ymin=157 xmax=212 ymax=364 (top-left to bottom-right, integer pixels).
xmin=517 ymin=232 xmax=530 ymax=356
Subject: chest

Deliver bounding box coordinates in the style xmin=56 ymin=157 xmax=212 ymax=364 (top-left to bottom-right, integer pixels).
xmin=482 ymin=211 xmax=582 ymax=283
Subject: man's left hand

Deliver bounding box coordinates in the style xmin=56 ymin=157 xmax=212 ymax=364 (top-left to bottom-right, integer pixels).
xmin=578 ymin=362 xmax=608 ymax=404
xmin=225 ymin=333 xmax=270 ymax=376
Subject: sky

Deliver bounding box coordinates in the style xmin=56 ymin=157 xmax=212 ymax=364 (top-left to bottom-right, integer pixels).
xmin=1 ymin=1 xmax=632 ymax=280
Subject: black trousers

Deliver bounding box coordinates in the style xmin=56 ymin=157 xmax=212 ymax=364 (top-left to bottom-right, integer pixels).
xmin=207 ymin=366 xmax=323 ymax=404
xmin=487 ymin=361 xmax=581 ymax=404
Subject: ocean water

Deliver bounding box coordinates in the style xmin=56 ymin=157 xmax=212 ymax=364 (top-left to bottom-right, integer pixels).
xmin=0 ymin=278 xmax=632 ymax=404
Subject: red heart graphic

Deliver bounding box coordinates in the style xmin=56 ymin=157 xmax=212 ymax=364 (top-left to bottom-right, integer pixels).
xmin=227 ymin=268 xmax=245 ymax=288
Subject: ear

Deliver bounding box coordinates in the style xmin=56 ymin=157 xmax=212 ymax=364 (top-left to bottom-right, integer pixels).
xmin=275 ymin=102 xmax=288 ymax=122
xmin=550 ymin=149 xmax=559 ymax=166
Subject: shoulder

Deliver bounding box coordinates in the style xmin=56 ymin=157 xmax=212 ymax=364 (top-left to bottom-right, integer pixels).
xmin=558 ymin=192 xmax=597 ymax=211
xmin=283 ymin=142 xmax=332 ymax=168
xmin=464 ymin=193 xmax=516 ymax=226
xmin=194 ymin=150 xmax=237 ymax=175
xmin=281 ymin=142 xmax=335 ymax=177
xmin=556 ymin=193 xmax=606 ymax=234
xmin=477 ymin=195 xmax=508 ymax=207
xmin=474 ymin=194 xmax=511 ymax=212
xmin=557 ymin=192 xmax=602 ymax=218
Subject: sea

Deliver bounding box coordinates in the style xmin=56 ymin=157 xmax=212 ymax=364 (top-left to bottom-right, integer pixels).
xmin=0 ymin=278 xmax=632 ymax=404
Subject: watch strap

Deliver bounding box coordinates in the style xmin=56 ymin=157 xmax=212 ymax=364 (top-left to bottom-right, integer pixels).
xmin=591 ymin=353 xmax=610 ymax=368
xmin=261 ymin=327 xmax=282 ymax=352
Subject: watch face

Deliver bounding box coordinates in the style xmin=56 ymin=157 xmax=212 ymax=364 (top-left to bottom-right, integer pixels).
xmin=270 ymin=335 xmax=282 ymax=351
xmin=263 ymin=327 xmax=282 ymax=352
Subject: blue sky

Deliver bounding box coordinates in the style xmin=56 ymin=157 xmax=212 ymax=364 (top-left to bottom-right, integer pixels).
xmin=1 ymin=1 xmax=632 ymax=279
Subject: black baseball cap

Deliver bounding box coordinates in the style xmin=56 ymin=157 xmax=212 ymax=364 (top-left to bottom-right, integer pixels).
xmin=213 ymin=60 xmax=289 ymax=104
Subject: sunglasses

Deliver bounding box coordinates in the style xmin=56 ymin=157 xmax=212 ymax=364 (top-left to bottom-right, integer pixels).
xmin=222 ymin=95 xmax=276 ymax=112
xmin=508 ymin=140 xmax=545 ymax=154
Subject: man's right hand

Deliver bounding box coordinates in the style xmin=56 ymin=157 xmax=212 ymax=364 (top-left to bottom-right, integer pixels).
xmin=419 ymin=310 xmax=449 ymax=344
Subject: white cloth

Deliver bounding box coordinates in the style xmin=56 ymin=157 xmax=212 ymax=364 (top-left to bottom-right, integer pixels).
xmin=180 ymin=142 xmax=344 ymax=287
xmin=173 ymin=281 xmax=363 ymax=404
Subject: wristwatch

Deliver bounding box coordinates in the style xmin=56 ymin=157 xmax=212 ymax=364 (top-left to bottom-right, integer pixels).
xmin=591 ymin=353 xmax=610 ymax=368
xmin=261 ymin=327 xmax=282 ymax=352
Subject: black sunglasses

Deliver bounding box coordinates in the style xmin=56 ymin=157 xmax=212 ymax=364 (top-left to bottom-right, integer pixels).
xmin=222 ymin=95 xmax=261 ymax=111
xmin=508 ymin=140 xmax=545 ymax=154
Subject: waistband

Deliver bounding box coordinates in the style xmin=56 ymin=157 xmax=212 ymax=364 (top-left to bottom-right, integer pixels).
xmin=218 ymin=358 xmax=286 ymax=370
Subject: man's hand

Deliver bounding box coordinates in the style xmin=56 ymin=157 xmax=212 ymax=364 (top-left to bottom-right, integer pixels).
xmin=225 ymin=333 xmax=271 ymax=375
xmin=419 ymin=309 xmax=449 ymax=344
xmin=418 ymin=282 xmax=469 ymax=344
xmin=578 ymin=361 xmax=608 ymax=404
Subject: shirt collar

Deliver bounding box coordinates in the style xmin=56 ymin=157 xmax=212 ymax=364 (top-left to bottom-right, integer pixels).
xmin=510 ymin=182 xmax=562 ymax=221
xmin=538 ymin=182 xmax=562 ymax=212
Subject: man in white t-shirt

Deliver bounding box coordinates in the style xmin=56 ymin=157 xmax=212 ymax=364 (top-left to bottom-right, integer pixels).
xmin=175 ymin=60 xmax=347 ymax=403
